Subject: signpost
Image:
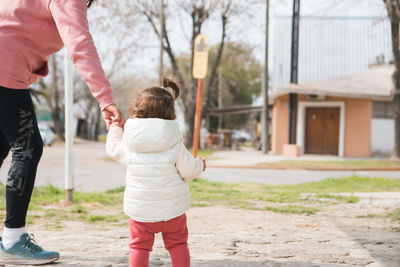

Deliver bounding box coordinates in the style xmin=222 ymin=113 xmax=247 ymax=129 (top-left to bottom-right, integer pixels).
xmin=192 ymin=34 xmax=209 ymax=157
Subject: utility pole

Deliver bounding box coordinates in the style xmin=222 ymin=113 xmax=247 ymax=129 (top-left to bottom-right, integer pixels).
xmin=64 ymin=50 xmax=74 ymax=202
xmin=218 ymin=72 xmax=223 ymax=131
xmin=289 ymin=0 xmax=300 ymax=144
xmin=261 ymin=0 xmax=270 ymax=153
xmin=159 ymin=0 xmax=165 ymax=83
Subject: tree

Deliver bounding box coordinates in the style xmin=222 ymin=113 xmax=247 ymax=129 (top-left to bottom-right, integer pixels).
xmin=207 ymin=42 xmax=262 ymax=130
xmin=36 ymin=54 xmax=66 ymax=141
xmin=383 ymin=0 xmax=400 ymax=159
xmin=134 ymin=0 xmax=258 ymax=146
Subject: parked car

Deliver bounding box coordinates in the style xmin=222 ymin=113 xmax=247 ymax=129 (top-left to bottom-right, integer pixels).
xmin=232 ymin=130 xmax=252 ymax=143
xmin=38 ymin=123 xmax=55 ymax=146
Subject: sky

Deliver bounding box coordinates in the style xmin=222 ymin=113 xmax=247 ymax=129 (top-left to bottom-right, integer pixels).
xmin=94 ymin=0 xmax=388 ymax=80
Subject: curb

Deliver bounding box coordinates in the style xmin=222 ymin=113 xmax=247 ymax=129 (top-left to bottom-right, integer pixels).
xmin=207 ymin=164 xmax=400 ymax=171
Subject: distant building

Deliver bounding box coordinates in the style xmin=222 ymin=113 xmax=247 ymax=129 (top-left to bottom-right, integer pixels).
xmin=268 ymin=16 xmax=393 ymax=157
xmin=271 ymin=65 xmax=394 ymax=157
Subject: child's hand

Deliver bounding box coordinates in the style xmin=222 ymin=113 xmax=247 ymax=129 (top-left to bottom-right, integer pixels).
xmin=199 ymin=157 xmax=206 ymax=171
xmin=111 ymin=121 xmax=124 ymax=128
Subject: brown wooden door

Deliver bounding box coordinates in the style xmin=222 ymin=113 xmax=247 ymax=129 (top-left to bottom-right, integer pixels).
xmin=305 ymin=107 xmax=340 ymax=155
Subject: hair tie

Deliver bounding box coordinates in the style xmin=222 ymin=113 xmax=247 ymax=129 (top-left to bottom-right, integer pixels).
xmin=160 ymin=86 xmax=167 ymax=90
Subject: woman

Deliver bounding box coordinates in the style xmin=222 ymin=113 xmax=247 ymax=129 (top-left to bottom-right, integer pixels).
xmin=0 ymin=0 xmax=124 ymax=264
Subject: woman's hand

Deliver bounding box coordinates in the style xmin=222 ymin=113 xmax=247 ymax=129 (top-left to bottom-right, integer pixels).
xmin=102 ymin=104 xmax=125 ymax=130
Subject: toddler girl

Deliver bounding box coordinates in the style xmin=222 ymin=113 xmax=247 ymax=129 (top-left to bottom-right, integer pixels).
xmin=106 ymin=78 xmax=205 ymax=267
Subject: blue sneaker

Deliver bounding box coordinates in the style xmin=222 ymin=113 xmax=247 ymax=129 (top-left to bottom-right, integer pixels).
xmin=0 ymin=233 xmax=59 ymax=265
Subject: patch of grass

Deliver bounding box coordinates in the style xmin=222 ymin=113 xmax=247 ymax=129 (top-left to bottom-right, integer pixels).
xmin=70 ymin=205 xmax=87 ymax=214
xmin=88 ymin=215 xmax=106 ymax=222
xmin=188 ymin=176 xmax=400 ymax=214
xmin=194 ymin=149 xmax=216 ymax=159
xmin=315 ymin=193 xmax=360 ymax=203
xmin=44 ymin=210 xmax=57 ymax=218
xmin=262 ymin=205 xmax=318 ymax=214
xmin=88 ymin=215 xmax=119 ymax=223
xmin=98 ymin=134 xmax=107 ymax=143
xmin=388 ymin=208 xmax=400 ymax=221
xmin=30 ymin=185 xmax=64 ymax=206
xmin=357 ymin=214 xmax=383 ymax=219
xmin=71 ymin=190 xmax=124 ymax=205
xmin=0 ymin=175 xmax=397 ymax=223
xmin=257 ymin=160 xmax=400 ymax=170
xmin=106 ymin=186 xmax=125 ymax=194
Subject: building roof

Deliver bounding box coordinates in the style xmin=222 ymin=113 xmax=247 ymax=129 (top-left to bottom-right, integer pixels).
xmin=271 ymin=65 xmax=394 ymax=102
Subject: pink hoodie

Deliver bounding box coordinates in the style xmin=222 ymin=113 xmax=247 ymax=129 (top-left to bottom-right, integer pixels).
xmin=0 ymin=0 xmax=114 ymax=110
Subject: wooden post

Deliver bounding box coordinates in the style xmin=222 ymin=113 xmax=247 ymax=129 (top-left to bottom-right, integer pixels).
xmin=192 ymin=79 xmax=204 ymax=157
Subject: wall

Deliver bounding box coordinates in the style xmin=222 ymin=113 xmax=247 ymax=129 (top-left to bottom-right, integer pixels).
xmin=271 ymin=95 xmax=289 ymax=154
xmin=341 ymin=97 xmax=371 ymax=157
xmin=371 ymin=118 xmax=395 ymax=156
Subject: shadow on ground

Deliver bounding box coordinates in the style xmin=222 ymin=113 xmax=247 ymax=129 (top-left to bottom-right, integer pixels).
xmin=33 ymin=257 xmax=353 ymax=267
xmin=330 ymin=215 xmax=400 ymax=267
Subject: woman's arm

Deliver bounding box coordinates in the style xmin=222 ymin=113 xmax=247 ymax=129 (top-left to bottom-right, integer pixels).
xmin=48 ymin=0 xmax=114 ymax=110
xmin=175 ymin=142 xmax=205 ymax=180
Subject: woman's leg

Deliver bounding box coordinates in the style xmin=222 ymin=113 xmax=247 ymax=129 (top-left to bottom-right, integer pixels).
xmin=129 ymin=219 xmax=156 ymax=267
xmin=0 ymin=87 xmax=58 ymax=264
xmin=0 ymin=88 xmax=43 ymax=229
xmin=162 ymin=214 xmax=190 ymax=267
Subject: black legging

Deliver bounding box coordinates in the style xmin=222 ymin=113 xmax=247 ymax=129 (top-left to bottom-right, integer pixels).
xmin=0 ymin=86 xmax=43 ymax=228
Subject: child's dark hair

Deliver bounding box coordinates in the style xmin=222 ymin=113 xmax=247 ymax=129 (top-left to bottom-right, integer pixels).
xmin=129 ymin=77 xmax=180 ymax=120
xmin=87 ymin=0 xmax=96 ymax=8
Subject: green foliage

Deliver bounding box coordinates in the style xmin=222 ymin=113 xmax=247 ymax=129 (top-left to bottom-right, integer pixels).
xmin=208 ymin=42 xmax=262 ymax=131
xmin=173 ymin=42 xmax=262 ymax=131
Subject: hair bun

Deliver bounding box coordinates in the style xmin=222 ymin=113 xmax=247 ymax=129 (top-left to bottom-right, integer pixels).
xmin=162 ymin=77 xmax=180 ymax=100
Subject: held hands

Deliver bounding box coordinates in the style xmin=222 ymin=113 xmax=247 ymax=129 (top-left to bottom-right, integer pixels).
xmin=102 ymin=104 xmax=125 ymax=130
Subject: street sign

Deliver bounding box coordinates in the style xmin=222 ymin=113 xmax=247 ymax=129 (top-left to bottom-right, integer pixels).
xmin=193 ymin=35 xmax=209 ymax=79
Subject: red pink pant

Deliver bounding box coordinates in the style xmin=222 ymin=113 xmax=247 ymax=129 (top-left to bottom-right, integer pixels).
xmin=129 ymin=214 xmax=190 ymax=267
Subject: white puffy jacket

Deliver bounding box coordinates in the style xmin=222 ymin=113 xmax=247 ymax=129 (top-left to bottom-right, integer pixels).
xmin=106 ymin=118 xmax=204 ymax=222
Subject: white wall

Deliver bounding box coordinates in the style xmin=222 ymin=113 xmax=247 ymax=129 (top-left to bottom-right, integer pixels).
xmin=371 ymin=118 xmax=394 ymax=156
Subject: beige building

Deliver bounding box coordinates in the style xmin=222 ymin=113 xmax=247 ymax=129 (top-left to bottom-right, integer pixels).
xmin=271 ymin=65 xmax=394 ymax=158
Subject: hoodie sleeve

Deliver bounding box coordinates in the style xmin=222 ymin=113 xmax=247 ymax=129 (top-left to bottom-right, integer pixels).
xmin=175 ymin=142 xmax=205 ymax=180
xmin=106 ymin=125 xmax=129 ymax=165
xmin=48 ymin=0 xmax=114 ymax=110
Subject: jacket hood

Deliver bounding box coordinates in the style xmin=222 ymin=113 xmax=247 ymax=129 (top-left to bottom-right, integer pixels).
xmin=123 ymin=118 xmax=183 ymax=153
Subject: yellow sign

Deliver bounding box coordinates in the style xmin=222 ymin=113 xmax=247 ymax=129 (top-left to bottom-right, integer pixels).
xmin=192 ymin=35 xmax=209 ymax=79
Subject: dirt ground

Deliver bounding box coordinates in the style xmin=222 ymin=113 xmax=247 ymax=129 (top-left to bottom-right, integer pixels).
xmin=7 ymin=194 xmax=399 ymax=267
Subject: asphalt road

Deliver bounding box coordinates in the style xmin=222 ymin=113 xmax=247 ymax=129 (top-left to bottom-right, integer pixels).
xmin=1 ymin=142 xmax=399 ymax=191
